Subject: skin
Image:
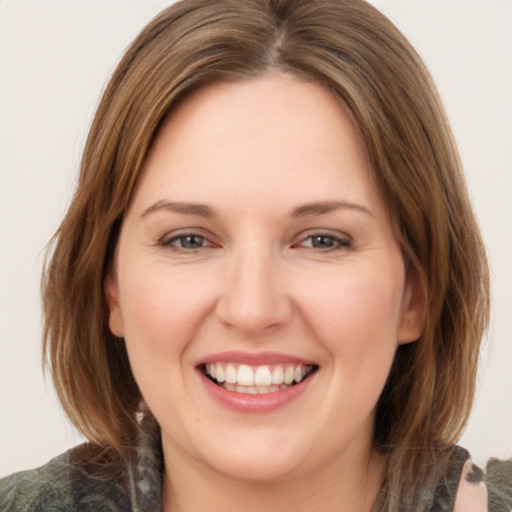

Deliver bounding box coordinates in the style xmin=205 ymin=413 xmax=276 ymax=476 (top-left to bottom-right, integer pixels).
xmin=107 ymin=74 xmax=424 ymax=512
xmin=453 ymin=460 xmax=488 ymax=512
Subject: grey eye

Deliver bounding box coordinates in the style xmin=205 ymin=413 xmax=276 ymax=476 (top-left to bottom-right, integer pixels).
xmin=298 ymin=233 xmax=351 ymax=250
xmin=176 ymin=234 xmax=206 ymax=249
xmin=310 ymin=235 xmax=336 ymax=248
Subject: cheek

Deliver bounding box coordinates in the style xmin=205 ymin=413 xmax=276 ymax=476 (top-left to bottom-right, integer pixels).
xmin=118 ymin=264 xmax=217 ymax=375
xmin=295 ymin=264 xmax=405 ymax=362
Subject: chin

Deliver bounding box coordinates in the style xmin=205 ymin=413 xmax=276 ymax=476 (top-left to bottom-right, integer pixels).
xmin=190 ymin=428 xmax=314 ymax=483
xmin=204 ymin=450 xmax=307 ymax=483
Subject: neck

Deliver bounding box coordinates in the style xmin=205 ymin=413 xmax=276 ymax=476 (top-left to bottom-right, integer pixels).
xmin=161 ymin=443 xmax=385 ymax=512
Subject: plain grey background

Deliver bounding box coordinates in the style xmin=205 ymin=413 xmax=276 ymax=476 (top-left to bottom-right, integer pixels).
xmin=1 ymin=0 xmax=511 ymax=476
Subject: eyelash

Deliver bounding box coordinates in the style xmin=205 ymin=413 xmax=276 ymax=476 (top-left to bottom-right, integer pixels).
xmin=159 ymin=233 xmax=213 ymax=253
xmin=159 ymin=231 xmax=352 ymax=254
xmin=295 ymin=232 xmax=352 ymax=251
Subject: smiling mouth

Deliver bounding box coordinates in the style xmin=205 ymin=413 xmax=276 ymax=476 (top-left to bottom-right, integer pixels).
xmin=201 ymin=362 xmax=318 ymax=394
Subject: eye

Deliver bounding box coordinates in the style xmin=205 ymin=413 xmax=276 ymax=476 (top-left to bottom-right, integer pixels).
xmin=162 ymin=233 xmax=212 ymax=252
xmin=297 ymin=233 xmax=351 ymax=251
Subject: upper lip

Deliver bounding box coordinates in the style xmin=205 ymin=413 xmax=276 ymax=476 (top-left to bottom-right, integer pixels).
xmin=196 ymin=351 xmax=317 ymax=367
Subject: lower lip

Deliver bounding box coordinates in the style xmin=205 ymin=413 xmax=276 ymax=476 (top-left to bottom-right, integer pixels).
xmin=199 ymin=371 xmax=315 ymax=413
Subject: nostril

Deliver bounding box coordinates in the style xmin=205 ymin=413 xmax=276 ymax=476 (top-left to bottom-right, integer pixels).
xmin=215 ymin=297 xmax=293 ymax=335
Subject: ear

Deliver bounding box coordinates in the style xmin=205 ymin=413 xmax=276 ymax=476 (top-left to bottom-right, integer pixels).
xmin=105 ymin=273 xmax=125 ymax=337
xmin=398 ymin=273 xmax=426 ymax=345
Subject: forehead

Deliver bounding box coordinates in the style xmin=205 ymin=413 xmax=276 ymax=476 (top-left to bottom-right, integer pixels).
xmin=130 ymin=74 xmax=384 ymax=218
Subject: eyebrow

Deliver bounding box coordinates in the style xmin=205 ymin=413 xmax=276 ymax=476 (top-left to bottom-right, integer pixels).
xmin=141 ymin=199 xmax=374 ymax=219
xmin=141 ymin=200 xmax=214 ymax=218
xmin=291 ymin=201 xmax=374 ymax=218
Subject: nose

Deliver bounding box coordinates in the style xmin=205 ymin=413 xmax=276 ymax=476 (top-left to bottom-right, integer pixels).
xmin=215 ymin=244 xmax=293 ymax=336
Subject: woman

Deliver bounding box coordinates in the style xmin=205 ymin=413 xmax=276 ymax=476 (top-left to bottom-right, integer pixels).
xmin=0 ymin=0 xmax=506 ymax=510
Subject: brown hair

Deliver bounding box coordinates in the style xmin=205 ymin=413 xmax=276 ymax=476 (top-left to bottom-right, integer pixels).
xmin=42 ymin=0 xmax=489 ymax=507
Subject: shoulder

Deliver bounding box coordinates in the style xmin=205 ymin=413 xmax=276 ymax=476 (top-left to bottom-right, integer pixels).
xmin=1 ymin=416 xmax=164 ymax=512
xmin=485 ymin=457 xmax=512 ymax=512
xmin=0 ymin=444 xmax=131 ymax=512
xmin=453 ymin=457 xmax=487 ymax=512
xmin=451 ymin=451 xmax=512 ymax=512
xmin=0 ymin=449 xmax=75 ymax=512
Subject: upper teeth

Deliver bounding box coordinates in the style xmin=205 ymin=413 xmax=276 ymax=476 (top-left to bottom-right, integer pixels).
xmin=204 ymin=363 xmax=312 ymax=387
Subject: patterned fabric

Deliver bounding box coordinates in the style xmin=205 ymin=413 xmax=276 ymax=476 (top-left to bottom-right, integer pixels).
xmin=486 ymin=458 xmax=512 ymax=512
xmin=371 ymin=446 xmax=470 ymax=511
xmin=0 ymin=418 xmax=509 ymax=511
xmin=0 ymin=416 xmax=162 ymax=512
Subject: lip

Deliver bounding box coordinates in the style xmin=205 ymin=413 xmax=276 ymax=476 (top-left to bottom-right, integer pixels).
xmin=196 ymin=351 xmax=318 ymax=413
xmin=196 ymin=350 xmax=316 ymax=366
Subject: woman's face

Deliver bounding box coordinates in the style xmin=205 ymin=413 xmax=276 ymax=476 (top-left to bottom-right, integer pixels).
xmin=107 ymin=75 xmax=422 ymax=482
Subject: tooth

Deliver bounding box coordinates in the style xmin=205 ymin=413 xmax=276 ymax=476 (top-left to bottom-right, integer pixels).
xmin=294 ymin=366 xmax=303 ymax=383
xmin=209 ymin=364 xmax=216 ymax=379
xmin=272 ymin=366 xmax=284 ymax=385
xmin=254 ymin=366 xmax=272 ymax=386
xmin=301 ymin=366 xmax=307 ymax=378
xmin=226 ymin=364 xmax=237 ymax=384
xmin=284 ymin=366 xmax=294 ymax=384
xmin=245 ymin=386 xmax=258 ymax=394
xmin=237 ymin=364 xmax=255 ymax=386
xmin=269 ymin=385 xmax=279 ymax=392
xmin=224 ymin=382 xmax=236 ymax=391
xmin=215 ymin=364 xmax=225 ymax=382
